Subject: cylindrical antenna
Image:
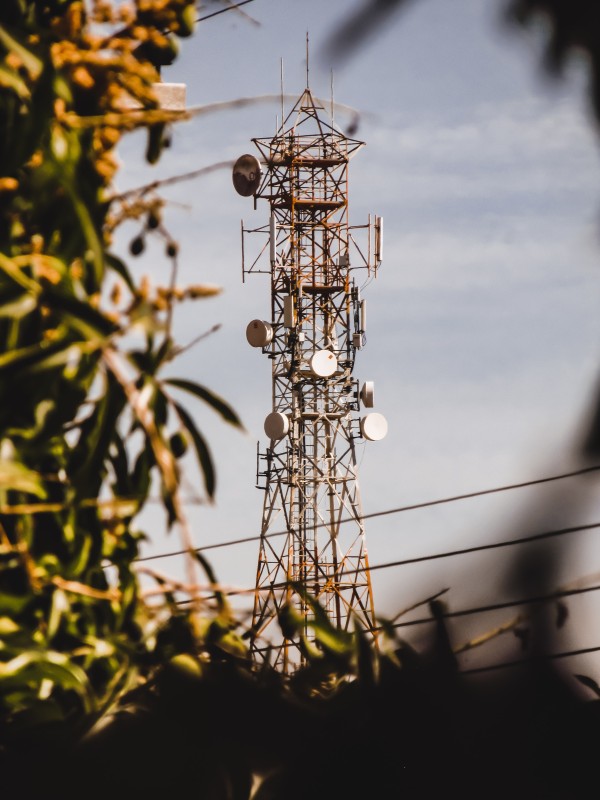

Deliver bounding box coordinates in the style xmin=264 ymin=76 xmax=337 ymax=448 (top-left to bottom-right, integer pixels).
xmin=306 ymin=31 xmax=309 ymax=88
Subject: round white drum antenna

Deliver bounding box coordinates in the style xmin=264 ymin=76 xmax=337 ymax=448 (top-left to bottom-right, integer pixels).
xmin=264 ymin=411 xmax=290 ymax=440
xmin=360 ymin=412 xmax=388 ymax=441
xmin=360 ymin=381 xmax=374 ymax=408
xmin=246 ymin=320 xmax=273 ymax=348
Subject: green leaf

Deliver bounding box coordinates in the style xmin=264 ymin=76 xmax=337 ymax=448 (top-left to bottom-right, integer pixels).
xmin=0 ymin=650 xmax=94 ymax=712
xmin=7 ymin=399 xmax=54 ymax=439
xmin=0 ymin=459 xmax=46 ymax=498
xmin=161 ymin=482 xmax=178 ymax=529
xmin=42 ymin=285 xmax=119 ymax=338
xmin=291 ymin=582 xmax=353 ymax=655
xmin=0 ymin=25 xmax=43 ymax=80
xmin=151 ymin=384 xmax=168 ymax=428
xmin=105 ymin=252 xmax=136 ymax=294
xmin=5 ymin=697 xmax=68 ymax=730
xmin=355 ymin=624 xmax=377 ymax=686
xmin=165 ymin=378 xmax=243 ymax=429
xmin=0 ymin=591 xmax=31 ymax=615
xmin=173 ymin=400 xmax=215 ymax=498
xmin=0 ymin=63 xmax=31 ymax=99
xmin=191 ymin=548 xmax=231 ymax=616
xmin=574 ymin=673 xmax=600 ymax=698
xmin=0 ymin=251 xmax=41 ymax=293
xmin=0 ymin=616 xmax=20 ymax=636
xmin=277 ymin=602 xmax=303 ymax=641
xmin=0 ymin=289 xmax=37 ymax=319
xmin=108 ymin=432 xmax=132 ymax=497
xmin=46 ymin=588 xmax=69 ymax=642
xmin=68 ymin=372 xmax=127 ymax=498
xmin=0 ymin=335 xmax=73 ymax=372
xmin=131 ymin=443 xmax=154 ymax=505
xmin=42 ymin=151 xmax=105 ymax=286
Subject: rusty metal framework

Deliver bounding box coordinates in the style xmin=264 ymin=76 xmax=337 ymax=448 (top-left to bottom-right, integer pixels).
xmin=240 ymin=88 xmax=383 ymax=673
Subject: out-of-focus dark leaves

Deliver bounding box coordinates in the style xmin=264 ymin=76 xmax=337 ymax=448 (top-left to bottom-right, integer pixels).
xmin=173 ymin=399 xmax=216 ymax=499
xmin=505 ymin=1 xmax=600 ymax=126
xmin=555 ymin=599 xmax=569 ymax=628
xmin=514 ymin=625 xmax=530 ymax=649
xmin=574 ymin=672 xmax=600 ymax=698
xmin=165 ymin=377 xmax=244 ymax=429
xmin=322 ymin=0 xmax=415 ymax=66
xmin=579 ymin=374 xmax=600 ymax=458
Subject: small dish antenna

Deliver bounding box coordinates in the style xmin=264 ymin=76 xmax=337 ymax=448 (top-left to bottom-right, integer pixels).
xmin=233 ymin=154 xmax=262 ymax=196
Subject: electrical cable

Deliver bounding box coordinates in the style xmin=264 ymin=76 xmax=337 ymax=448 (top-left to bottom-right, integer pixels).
xmin=247 ymin=635 xmax=600 ymax=671
xmin=197 ymin=0 xmax=257 ymax=23
xmin=134 ymin=463 xmax=600 ymax=563
xmin=358 ymin=520 xmax=600 ymax=577
xmin=212 ymin=519 xmax=600 ymax=595
xmin=385 ymin=583 xmax=600 ymax=630
xmin=173 ymin=579 xmax=600 ymax=616
xmin=460 ymin=645 xmax=600 ymax=675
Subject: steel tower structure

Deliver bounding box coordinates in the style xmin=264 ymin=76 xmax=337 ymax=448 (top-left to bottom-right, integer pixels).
xmin=235 ymin=87 xmax=386 ymax=674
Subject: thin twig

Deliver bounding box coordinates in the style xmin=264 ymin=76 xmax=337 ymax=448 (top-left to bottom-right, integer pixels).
xmin=166 ymin=323 xmax=222 ymax=361
xmin=453 ymin=615 xmax=524 ymax=655
xmin=110 ymin=161 xmax=234 ymax=202
xmin=165 ymin=251 xmax=179 ymax=338
xmin=389 ymin=587 xmax=450 ymax=624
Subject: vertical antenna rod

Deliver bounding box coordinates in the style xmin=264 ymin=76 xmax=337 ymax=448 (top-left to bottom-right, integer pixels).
xmin=280 ymin=57 xmax=284 ymax=131
xmin=306 ymin=30 xmax=310 ymax=88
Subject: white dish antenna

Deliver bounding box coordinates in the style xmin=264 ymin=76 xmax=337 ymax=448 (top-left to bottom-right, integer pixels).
xmin=246 ymin=319 xmax=273 ymax=348
xmin=264 ymin=411 xmax=290 ymax=440
xmin=360 ymin=412 xmax=388 ymax=441
xmin=232 ymin=154 xmax=262 ymax=197
xmin=309 ymin=350 xmax=338 ymax=378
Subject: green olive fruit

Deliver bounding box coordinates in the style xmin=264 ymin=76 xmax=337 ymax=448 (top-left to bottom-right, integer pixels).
xmin=169 ymin=430 xmax=188 ymax=458
xmin=129 ymin=235 xmax=145 ymax=256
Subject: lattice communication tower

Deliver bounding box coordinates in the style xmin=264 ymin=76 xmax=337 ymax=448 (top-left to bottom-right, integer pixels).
xmin=233 ymin=87 xmax=387 ymax=674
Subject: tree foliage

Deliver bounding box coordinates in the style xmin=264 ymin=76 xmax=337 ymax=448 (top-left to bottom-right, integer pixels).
xmin=0 ymin=0 xmax=247 ymax=754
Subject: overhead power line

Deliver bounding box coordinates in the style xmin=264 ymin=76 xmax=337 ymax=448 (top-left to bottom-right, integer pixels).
xmin=134 ymin=463 xmax=600 ymax=564
xmin=362 ymin=520 xmax=600 ymax=575
xmin=249 ymin=635 xmax=600 ymax=674
xmin=174 ymin=577 xmax=600 ymax=615
xmin=461 ymin=645 xmax=600 ymax=675
xmin=387 ymin=582 xmax=600 ymax=630
xmin=209 ymin=523 xmax=600 ymax=597
xmin=197 ymin=0 xmax=257 ymax=22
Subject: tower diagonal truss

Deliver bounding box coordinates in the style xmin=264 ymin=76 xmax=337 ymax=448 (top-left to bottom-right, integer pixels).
xmin=238 ymin=88 xmax=385 ymax=674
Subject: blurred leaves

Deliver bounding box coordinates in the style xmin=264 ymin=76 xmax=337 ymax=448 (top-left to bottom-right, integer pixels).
xmin=0 ymin=0 xmax=241 ymax=758
xmin=322 ymin=0 xmax=414 ymax=66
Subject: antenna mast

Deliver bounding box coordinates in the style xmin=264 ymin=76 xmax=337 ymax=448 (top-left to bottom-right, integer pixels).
xmin=234 ymin=77 xmax=386 ymax=675
xmin=306 ymin=31 xmax=310 ymax=87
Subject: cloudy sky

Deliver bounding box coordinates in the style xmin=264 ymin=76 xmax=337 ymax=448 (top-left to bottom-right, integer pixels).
xmin=113 ymin=0 xmax=600 ymax=685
